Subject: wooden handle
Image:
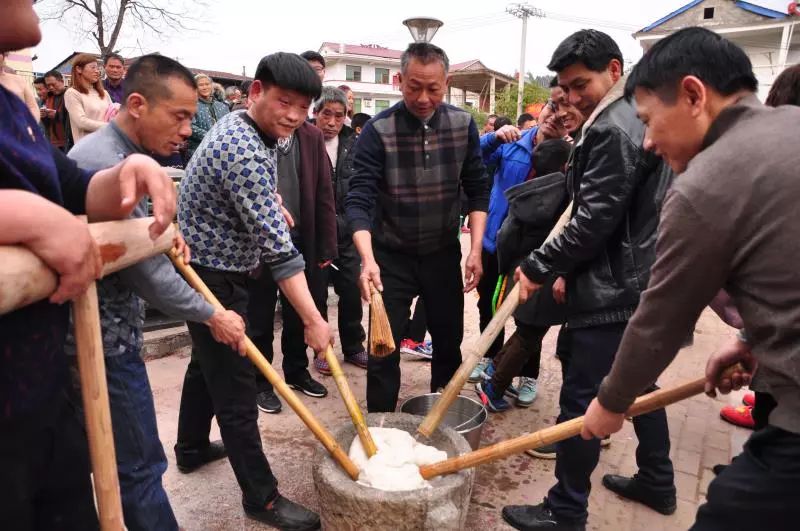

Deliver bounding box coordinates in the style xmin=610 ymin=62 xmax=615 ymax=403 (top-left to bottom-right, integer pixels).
xmin=417 ymin=202 xmax=574 ymax=438
xmin=0 ymin=217 xmax=176 ymax=315
xmin=420 ymin=364 xmax=742 ymax=479
xmin=169 ymin=251 xmax=361 ymax=480
xmin=322 ymin=345 xmax=378 ymax=457
xmin=73 ymin=283 xmax=125 ymax=530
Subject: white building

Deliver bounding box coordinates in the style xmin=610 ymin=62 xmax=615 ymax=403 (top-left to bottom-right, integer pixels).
xmin=318 ymin=42 xmax=514 ymax=115
xmin=634 ymin=0 xmax=799 ymax=98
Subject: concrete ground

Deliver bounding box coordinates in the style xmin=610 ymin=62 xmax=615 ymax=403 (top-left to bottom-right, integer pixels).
xmin=149 ymin=235 xmax=746 ymax=530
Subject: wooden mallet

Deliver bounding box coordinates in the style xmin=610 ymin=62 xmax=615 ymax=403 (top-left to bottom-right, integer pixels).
xmin=417 ymin=203 xmax=573 ymax=438
xmin=0 ymin=217 xmax=178 ymax=531
xmin=419 ymin=365 xmax=743 ymax=479
xmin=168 ymin=251 xmax=361 ymax=480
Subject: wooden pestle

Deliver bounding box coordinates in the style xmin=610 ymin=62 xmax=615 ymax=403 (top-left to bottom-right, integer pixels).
xmin=418 ymin=203 xmax=573 ymax=438
xmin=168 ymin=251 xmax=361 ymax=480
xmin=419 ymin=366 xmax=743 ymax=479
xmin=0 ymin=217 xmax=177 ymax=316
xmin=322 ymin=345 xmax=378 ymax=457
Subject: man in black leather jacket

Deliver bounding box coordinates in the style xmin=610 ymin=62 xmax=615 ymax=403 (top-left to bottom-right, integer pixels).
xmin=501 ymin=30 xmax=676 ymax=531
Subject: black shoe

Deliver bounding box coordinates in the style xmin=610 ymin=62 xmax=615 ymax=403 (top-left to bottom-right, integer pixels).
xmin=244 ymin=494 xmax=321 ymax=531
xmin=502 ymin=500 xmax=585 ymax=530
xmin=525 ymin=443 xmax=557 ymax=460
xmin=175 ymin=440 xmax=227 ymax=473
xmin=286 ymin=371 xmax=328 ymax=398
xmin=602 ymin=474 xmax=677 ymax=515
xmin=257 ymin=389 xmax=282 ymax=414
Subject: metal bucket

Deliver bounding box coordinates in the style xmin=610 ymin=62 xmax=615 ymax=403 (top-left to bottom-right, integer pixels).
xmin=401 ymin=393 xmax=487 ymax=450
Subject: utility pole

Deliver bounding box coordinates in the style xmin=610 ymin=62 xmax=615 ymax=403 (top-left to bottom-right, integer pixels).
xmin=506 ymin=3 xmax=545 ymax=119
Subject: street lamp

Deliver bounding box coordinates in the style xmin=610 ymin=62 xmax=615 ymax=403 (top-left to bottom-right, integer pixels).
xmin=402 ymin=17 xmax=444 ymax=43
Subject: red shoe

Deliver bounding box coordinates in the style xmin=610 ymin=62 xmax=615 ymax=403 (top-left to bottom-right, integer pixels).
xmin=742 ymin=392 xmax=755 ymax=407
xmin=720 ymin=405 xmax=755 ymax=429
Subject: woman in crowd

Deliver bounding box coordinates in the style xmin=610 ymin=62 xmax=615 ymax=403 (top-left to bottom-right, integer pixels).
xmin=338 ymin=84 xmax=355 ymax=126
xmin=64 ymin=53 xmax=113 ymax=143
xmin=188 ymin=73 xmax=230 ymax=157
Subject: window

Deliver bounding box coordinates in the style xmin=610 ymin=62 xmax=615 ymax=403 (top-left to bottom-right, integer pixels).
xmin=703 ymin=7 xmax=715 ymax=19
xmin=375 ymin=67 xmax=390 ymax=84
xmin=354 ymin=97 xmax=362 ymax=114
xmin=346 ymin=65 xmax=361 ymax=82
xmin=375 ymin=99 xmax=390 ymax=113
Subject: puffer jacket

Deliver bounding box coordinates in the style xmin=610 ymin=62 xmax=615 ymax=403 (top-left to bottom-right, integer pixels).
xmin=188 ymin=97 xmax=230 ymax=155
xmin=520 ymin=78 xmax=673 ymax=329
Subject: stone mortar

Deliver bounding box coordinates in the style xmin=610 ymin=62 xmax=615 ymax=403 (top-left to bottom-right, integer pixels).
xmin=312 ymin=412 xmax=475 ymax=531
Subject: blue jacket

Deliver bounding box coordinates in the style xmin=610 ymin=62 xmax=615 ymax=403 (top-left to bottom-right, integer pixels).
xmin=480 ymin=126 xmax=538 ymax=254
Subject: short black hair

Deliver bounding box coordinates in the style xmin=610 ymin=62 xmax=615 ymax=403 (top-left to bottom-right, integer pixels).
xmin=517 ymin=113 xmax=534 ymax=127
xmin=240 ymin=80 xmax=252 ymax=97
xmin=533 ymin=138 xmax=572 ymax=176
xmin=123 ymin=54 xmax=196 ymax=105
xmin=44 ymin=69 xmax=63 ymax=81
xmin=549 ymin=76 xmax=559 ymax=89
xmin=300 ymin=50 xmax=325 ymax=68
xmin=33 ymin=76 xmax=46 ymax=85
xmin=548 ymin=29 xmax=623 ymax=73
xmin=104 ymin=53 xmax=124 ymax=65
xmin=255 ymin=52 xmax=322 ymax=100
xmin=494 ymin=116 xmax=513 ymax=129
xmin=401 ymin=42 xmax=449 ymax=74
xmin=487 ymin=113 xmax=498 ymax=120
xmin=625 ymin=27 xmax=757 ymax=102
xmin=351 ymin=112 xmax=371 ymax=131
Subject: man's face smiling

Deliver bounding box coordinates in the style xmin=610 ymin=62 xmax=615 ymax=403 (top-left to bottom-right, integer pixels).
xmin=557 ymin=60 xmax=621 ymax=118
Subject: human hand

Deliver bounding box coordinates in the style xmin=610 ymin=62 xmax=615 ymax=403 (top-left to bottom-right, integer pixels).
xmin=117 ymin=154 xmax=176 ymax=239
xmin=304 ymin=315 xmax=333 ymax=353
xmin=581 ymin=398 xmax=625 ymax=440
xmin=275 ymin=193 xmax=295 ymax=229
xmin=514 ymin=266 xmax=542 ymax=303
xmin=495 ymin=125 xmax=521 ymax=144
xmin=206 ymin=308 xmax=247 ymax=355
xmin=704 ymin=337 xmax=757 ymax=397
xmin=552 ymin=276 xmax=566 ymax=304
xmin=359 ymin=259 xmax=382 ymax=303
xmin=172 ymin=232 xmax=191 ymax=264
xmin=463 ymin=250 xmax=483 ymax=293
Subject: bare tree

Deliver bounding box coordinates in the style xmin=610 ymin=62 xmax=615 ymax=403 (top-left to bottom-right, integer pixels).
xmin=38 ymin=0 xmax=206 ymax=58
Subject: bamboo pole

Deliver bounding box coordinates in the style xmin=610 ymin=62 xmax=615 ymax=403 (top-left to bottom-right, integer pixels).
xmin=322 ymin=345 xmax=378 ymax=457
xmin=168 ymin=251 xmax=361 ymax=480
xmin=0 ymin=217 xmax=176 ymax=316
xmin=72 ymin=282 xmax=125 ymax=529
xmin=418 ymin=203 xmax=573 ymax=438
xmin=420 ymin=368 xmax=740 ymax=479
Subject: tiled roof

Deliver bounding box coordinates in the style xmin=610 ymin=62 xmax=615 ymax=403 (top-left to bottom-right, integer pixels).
xmin=640 ymin=0 xmax=786 ymax=33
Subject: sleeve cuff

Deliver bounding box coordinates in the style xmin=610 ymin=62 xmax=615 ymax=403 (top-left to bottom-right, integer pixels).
xmin=268 ymin=254 xmax=306 ymax=282
xmin=348 ymin=216 xmax=372 ymax=233
xmin=191 ymin=301 xmax=216 ymax=323
xmin=520 ymin=254 xmax=551 ymax=284
xmin=597 ymin=377 xmax=637 ymax=414
xmin=466 ymin=198 xmax=489 ymax=213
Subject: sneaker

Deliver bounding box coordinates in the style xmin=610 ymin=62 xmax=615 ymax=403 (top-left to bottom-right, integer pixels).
xmin=602 ymin=474 xmax=677 ymax=515
xmin=503 ymin=374 xmax=519 ymax=399
xmin=516 ymin=377 xmax=538 ymax=407
xmin=313 ymin=356 xmax=332 ymax=376
xmin=720 ymin=405 xmax=755 ymax=429
xmin=468 ymin=358 xmax=491 ymax=383
xmin=175 ymin=440 xmax=228 ymax=473
xmin=286 ymin=371 xmax=328 ymax=398
xmin=400 ymin=338 xmax=433 ymax=360
xmin=475 ymin=380 xmax=510 ymax=412
xmin=344 ymin=350 xmax=369 ymax=369
xmin=742 ymin=392 xmax=755 ymax=407
xmin=526 ymin=443 xmax=557 ymax=460
xmin=502 ymin=499 xmax=585 ymax=530
xmin=601 ymin=436 xmax=612 ymax=448
xmin=256 ymin=389 xmax=282 ymax=414
xmin=243 ymin=494 xmax=321 ymax=530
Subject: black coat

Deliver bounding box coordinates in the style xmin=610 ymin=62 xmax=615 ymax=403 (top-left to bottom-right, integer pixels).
xmin=520 ymin=95 xmax=673 ymax=329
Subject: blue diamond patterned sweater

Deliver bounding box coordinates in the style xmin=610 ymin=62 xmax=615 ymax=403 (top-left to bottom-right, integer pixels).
xmin=178 ymin=111 xmax=305 ymax=280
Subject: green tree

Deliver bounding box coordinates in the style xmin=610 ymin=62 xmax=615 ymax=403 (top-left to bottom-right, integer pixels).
xmin=494 ymin=82 xmax=550 ymax=119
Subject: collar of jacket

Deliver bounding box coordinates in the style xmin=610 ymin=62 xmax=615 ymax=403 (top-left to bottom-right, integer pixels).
xmin=398 ymin=100 xmax=444 ymax=129
xmin=701 ymin=93 xmax=760 ymax=150
xmin=576 ymin=74 xmax=628 ymax=147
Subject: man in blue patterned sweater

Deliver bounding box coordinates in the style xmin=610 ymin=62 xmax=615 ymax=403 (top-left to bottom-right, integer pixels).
xmin=176 ymin=53 xmax=330 ymax=530
xmin=345 ymin=42 xmax=489 ymax=412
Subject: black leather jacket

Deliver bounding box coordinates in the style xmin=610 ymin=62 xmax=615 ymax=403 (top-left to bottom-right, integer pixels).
xmin=520 ymin=97 xmax=673 ymax=328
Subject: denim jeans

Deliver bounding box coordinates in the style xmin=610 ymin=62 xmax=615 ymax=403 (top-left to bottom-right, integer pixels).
xmin=71 ymin=350 xmax=178 ymax=531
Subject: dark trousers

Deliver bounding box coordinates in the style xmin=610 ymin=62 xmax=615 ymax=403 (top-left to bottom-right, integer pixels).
xmin=71 ymin=351 xmax=178 ymax=531
xmin=405 ymin=297 xmax=428 ymax=343
xmin=0 ymin=390 xmax=99 ymax=531
xmin=176 ymin=266 xmax=278 ymax=508
xmin=475 ymin=250 xmax=504 ymax=359
xmin=491 ymin=321 xmax=547 ymax=393
xmin=692 ymin=425 xmax=800 ymax=530
xmin=547 ymin=322 xmax=674 ymax=523
xmin=368 ymin=244 xmax=464 ymax=412
xmin=316 ymin=241 xmax=366 ymax=356
xmin=555 ymin=325 xmax=571 ymax=382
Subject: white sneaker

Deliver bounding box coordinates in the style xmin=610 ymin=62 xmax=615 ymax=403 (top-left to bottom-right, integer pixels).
xmin=468 ymin=357 xmax=490 ymax=383
xmin=516 ymin=377 xmax=538 ymax=407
